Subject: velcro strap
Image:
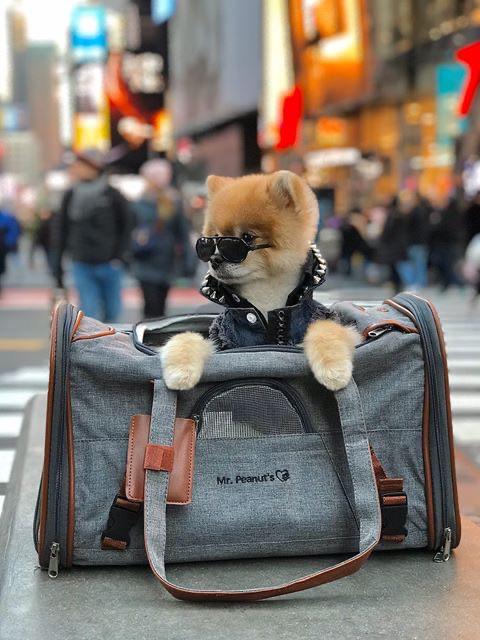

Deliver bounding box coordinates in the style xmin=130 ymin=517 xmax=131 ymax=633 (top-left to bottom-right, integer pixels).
xmin=144 ymin=444 xmax=174 ymax=472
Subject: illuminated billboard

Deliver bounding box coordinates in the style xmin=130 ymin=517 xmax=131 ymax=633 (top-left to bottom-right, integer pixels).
xmin=289 ymin=0 xmax=368 ymax=116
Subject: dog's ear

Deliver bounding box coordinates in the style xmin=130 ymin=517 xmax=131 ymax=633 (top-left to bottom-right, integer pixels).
xmin=206 ymin=175 xmax=234 ymax=197
xmin=268 ymin=170 xmax=303 ymax=210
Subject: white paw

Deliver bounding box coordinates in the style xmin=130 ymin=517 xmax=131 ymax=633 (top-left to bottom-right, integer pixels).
xmin=310 ymin=357 xmax=353 ymax=391
xmin=161 ymin=332 xmax=214 ymax=391
xmin=163 ymin=363 xmax=202 ymax=390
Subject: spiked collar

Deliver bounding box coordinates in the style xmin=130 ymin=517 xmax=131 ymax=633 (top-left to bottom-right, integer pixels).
xmin=199 ymin=245 xmax=327 ymax=309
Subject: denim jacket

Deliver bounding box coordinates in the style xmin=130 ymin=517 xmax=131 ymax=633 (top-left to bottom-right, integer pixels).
xmin=199 ymin=247 xmax=332 ymax=350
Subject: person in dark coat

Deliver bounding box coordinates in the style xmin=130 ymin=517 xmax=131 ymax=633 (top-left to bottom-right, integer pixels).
xmin=130 ymin=159 xmax=195 ymax=319
xmin=51 ymin=149 xmax=134 ymax=322
xmin=429 ymin=196 xmax=464 ymax=290
xmin=376 ymin=197 xmax=409 ymax=293
xmin=406 ymin=193 xmax=432 ymax=288
xmin=464 ymin=191 xmax=480 ymax=246
xmin=340 ymin=209 xmax=373 ymax=276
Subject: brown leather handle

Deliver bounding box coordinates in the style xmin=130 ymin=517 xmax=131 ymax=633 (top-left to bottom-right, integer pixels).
xmin=146 ymin=537 xmax=378 ymax=602
xmin=144 ymin=379 xmax=382 ymax=601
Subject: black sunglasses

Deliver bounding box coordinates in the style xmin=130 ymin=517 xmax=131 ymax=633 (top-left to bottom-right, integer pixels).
xmin=196 ymin=236 xmax=271 ymax=264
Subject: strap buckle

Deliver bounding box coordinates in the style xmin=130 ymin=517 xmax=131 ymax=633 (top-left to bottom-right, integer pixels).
xmin=101 ymin=498 xmax=142 ymax=550
xmin=381 ymin=491 xmax=408 ymax=538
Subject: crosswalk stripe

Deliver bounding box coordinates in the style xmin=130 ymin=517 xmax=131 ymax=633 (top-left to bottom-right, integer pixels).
xmin=449 ymin=374 xmax=480 ymax=390
xmin=0 ymin=367 xmax=49 ymax=385
xmin=453 ymin=419 xmax=480 ymax=443
xmin=0 ymin=413 xmax=23 ymax=438
xmin=0 ymin=450 xmax=16 ymax=483
xmin=0 ymin=389 xmax=40 ymax=410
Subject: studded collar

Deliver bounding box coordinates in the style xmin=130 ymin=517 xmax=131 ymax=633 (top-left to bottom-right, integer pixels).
xmin=199 ymin=245 xmax=327 ymax=309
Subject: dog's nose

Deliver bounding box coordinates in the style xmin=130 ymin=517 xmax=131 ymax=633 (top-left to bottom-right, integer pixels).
xmin=210 ymin=254 xmax=225 ymax=269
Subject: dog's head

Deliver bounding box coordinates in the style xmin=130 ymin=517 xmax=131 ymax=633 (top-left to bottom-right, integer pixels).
xmin=202 ymin=171 xmax=319 ymax=286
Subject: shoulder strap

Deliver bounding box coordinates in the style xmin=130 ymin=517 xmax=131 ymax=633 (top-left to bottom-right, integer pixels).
xmin=143 ymin=378 xmax=382 ymax=601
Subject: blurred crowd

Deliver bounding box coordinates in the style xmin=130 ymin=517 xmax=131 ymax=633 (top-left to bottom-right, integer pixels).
xmin=334 ymin=190 xmax=480 ymax=298
xmin=2 ymin=155 xmax=480 ymax=322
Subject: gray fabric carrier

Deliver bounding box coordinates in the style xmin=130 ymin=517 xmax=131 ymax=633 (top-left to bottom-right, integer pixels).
xmin=70 ymin=304 xmax=426 ymax=569
xmin=37 ymin=294 xmax=461 ymax=600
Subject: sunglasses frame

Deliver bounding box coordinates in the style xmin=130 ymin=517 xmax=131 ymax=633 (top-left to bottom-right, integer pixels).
xmin=196 ymin=236 xmax=272 ymax=264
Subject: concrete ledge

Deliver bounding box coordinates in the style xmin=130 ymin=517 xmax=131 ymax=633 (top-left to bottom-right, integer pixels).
xmin=1 ymin=394 xmax=480 ymax=639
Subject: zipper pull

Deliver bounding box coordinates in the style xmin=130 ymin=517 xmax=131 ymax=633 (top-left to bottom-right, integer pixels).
xmin=433 ymin=527 xmax=452 ymax=562
xmin=367 ymin=326 xmax=392 ymax=339
xmin=48 ymin=541 xmax=60 ymax=578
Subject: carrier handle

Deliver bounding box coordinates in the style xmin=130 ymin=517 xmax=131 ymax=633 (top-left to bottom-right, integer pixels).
xmin=143 ymin=378 xmax=382 ymax=602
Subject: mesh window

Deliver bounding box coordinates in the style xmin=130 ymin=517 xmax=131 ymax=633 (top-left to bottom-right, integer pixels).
xmin=197 ymin=384 xmax=306 ymax=439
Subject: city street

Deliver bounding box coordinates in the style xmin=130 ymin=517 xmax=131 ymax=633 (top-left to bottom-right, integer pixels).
xmin=1 ymin=265 xmax=479 ymax=523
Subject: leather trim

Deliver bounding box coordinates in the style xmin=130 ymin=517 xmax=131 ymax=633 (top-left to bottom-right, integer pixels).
xmin=126 ymin=415 xmax=196 ymax=505
xmin=66 ymin=379 xmax=75 ymax=567
xmin=101 ymin=536 xmax=127 ymax=551
xmin=71 ymin=311 xmax=84 ymax=337
xmin=144 ymin=444 xmax=175 ymax=472
xmin=38 ymin=303 xmax=60 ymax=556
xmin=362 ymin=320 xmax=419 ymax=339
xmin=126 ymin=415 xmax=150 ymax=502
xmin=409 ymin=293 xmax=461 ymax=547
xmin=71 ymin=327 xmax=116 ymax=342
xmin=385 ymin=297 xmax=438 ymax=549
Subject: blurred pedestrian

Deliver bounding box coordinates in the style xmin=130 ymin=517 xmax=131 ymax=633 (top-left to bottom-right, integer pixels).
xmin=30 ymin=207 xmax=54 ymax=271
xmin=464 ymin=191 xmax=480 ymax=246
xmin=51 ymin=149 xmax=134 ymax=322
xmin=429 ymin=196 xmax=464 ymax=291
xmin=0 ymin=205 xmax=22 ymax=296
xmin=339 ymin=208 xmax=373 ymax=276
xmin=376 ymin=196 xmax=409 ymax=293
xmin=130 ymin=159 xmax=195 ymax=319
xmin=406 ymin=192 xmax=432 ymax=289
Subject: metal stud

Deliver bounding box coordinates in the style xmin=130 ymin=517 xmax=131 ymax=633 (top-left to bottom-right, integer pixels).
xmin=210 ymin=291 xmax=216 ymax=300
xmin=232 ymin=294 xmax=240 ymax=302
xmin=201 ymin=286 xmax=210 ymax=295
xmin=219 ymin=296 xmax=225 ymax=304
xmin=313 ymin=275 xmax=321 ymax=284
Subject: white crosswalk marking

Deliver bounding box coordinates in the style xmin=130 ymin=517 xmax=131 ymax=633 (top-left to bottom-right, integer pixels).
xmin=0 ymin=365 xmax=49 ymax=518
xmin=438 ymin=299 xmax=480 ymax=444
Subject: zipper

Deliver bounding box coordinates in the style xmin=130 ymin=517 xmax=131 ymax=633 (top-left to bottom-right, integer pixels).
xmin=48 ymin=542 xmax=60 ymax=578
xmin=37 ymin=303 xmax=78 ymax=571
xmin=387 ymin=294 xmax=457 ymax=557
xmin=191 ymin=378 xmax=315 ymax=434
xmin=433 ymin=527 xmax=452 ymax=562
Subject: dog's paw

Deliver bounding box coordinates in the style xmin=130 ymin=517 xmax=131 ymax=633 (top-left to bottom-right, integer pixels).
xmin=309 ymin=355 xmax=353 ymax=391
xmin=161 ymin=332 xmax=214 ymax=391
xmin=303 ymin=320 xmax=361 ymax=391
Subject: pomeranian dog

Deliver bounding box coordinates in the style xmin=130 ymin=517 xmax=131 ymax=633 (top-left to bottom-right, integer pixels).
xmin=161 ymin=170 xmax=360 ymax=391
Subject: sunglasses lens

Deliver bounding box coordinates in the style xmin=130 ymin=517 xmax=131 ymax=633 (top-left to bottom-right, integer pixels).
xmin=218 ymin=238 xmax=248 ymax=263
xmin=196 ymin=237 xmax=215 ymax=262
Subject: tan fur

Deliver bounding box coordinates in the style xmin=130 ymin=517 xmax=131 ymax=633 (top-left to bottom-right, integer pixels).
xmin=303 ymin=321 xmax=360 ymax=391
xmin=161 ymin=171 xmax=361 ymax=391
xmin=161 ymin=332 xmax=214 ymax=390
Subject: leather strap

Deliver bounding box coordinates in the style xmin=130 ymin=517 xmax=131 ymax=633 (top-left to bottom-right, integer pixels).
xmin=143 ymin=378 xmax=382 ymax=602
xmin=370 ymin=446 xmax=408 ymax=543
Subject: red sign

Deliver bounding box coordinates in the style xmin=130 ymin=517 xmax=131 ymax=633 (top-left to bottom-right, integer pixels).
xmin=456 ymin=41 xmax=480 ymax=116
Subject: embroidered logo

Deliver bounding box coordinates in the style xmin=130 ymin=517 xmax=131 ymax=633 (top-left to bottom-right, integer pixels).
xmin=216 ymin=470 xmax=291 ymax=486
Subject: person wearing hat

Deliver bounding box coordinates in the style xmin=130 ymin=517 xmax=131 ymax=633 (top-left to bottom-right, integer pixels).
xmin=51 ymin=149 xmax=134 ymax=322
xmin=130 ymin=159 xmax=195 ymax=318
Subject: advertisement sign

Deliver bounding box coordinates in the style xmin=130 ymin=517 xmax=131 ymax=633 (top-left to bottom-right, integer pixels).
xmin=288 ymin=0 xmax=367 ymax=115
xmin=105 ymin=1 xmax=171 ymax=154
xmin=436 ymin=63 xmax=467 ymax=150
xmin=70 ymin=6 xmax=109 ymax=151
xmin=70 ymin=6 xmax=108 ymax=64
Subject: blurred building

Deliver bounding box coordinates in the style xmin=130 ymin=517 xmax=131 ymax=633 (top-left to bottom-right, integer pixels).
xmin=168 ymin=0 xmax=262 ymax=177
xmin=260 ymin=0 xmax=480 ymax=213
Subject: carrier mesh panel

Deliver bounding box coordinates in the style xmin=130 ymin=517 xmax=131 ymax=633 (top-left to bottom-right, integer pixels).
xmin=198 ymin=384 xmax=305 ymax=439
